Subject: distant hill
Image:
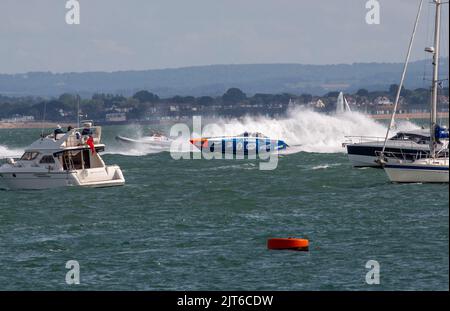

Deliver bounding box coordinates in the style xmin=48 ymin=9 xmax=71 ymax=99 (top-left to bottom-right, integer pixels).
xmin=0 ymin=59 xmax=447 ymax=98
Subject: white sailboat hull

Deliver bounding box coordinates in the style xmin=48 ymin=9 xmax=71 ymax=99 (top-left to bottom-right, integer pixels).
xmin=383 ymin=158 xmax=449 ymax=183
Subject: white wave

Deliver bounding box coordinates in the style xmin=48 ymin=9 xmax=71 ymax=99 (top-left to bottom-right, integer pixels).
xmin=105 ymin=124 xmax=169 ymax=156
xmin=200 ymin=107 xmax=420 ymax=154
xmin=104 ymin=145 xmax=167 ymax=156
xmin=0 ymin=145 xmax=23 ymax=158
xmin=312 ymin=163 xmax=342 ymax=170
xmin=104 ymin=108 xmax=421 ymax=156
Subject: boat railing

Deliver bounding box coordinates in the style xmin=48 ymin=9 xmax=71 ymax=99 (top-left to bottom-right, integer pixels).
xmin=342 ymin=135 xmax=386 ymax=146
xmin=436 ymin=147 xmax=450 ymax=159
xmin=375 ymin=148 xmax=449 ymax=163
xmin=342 ymin=135 xmax=434 ymax=149
xmin=63 ymin=126 xmax=102 ymax=147
xmin=0 ymin=156 xmax=22 ymax=165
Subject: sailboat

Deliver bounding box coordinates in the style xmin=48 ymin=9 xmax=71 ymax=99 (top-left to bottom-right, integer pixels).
xmin=379 ymin=0 xmax=449 ymax=183
xmin=336 ymin=92 xmax=351 ymax=114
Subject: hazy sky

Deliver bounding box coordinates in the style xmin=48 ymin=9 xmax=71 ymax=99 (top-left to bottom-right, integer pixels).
xmin=0 ymin=0 xmax=448 ymax=74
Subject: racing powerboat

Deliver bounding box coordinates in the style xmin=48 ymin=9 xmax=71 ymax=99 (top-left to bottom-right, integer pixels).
xmin=0 ymin=122 xmax=125 ymax=190
xmin=115 ymin=131 xmax=172 ymax=150
xmin=189 ymin=132 xmax=288 ymax=155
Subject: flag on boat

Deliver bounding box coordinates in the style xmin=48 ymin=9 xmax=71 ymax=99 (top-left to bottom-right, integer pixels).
xmin=86 ymin=136 xmax=95 ymax=154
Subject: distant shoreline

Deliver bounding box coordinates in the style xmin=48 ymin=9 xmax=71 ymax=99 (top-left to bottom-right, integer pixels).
xmin=0 ymin=112 xmax=448 ymax=129
xmin=367 ymin=112 xmax=448 ymax=120
xmin=368 ymin=112 xmax=448 ymax=120
xmin=0 ymin=122 xmax=72 ymax=129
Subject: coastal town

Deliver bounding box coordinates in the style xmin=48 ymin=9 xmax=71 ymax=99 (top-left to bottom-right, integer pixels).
xmin=0 ymin=85 xmax=448 ymax=128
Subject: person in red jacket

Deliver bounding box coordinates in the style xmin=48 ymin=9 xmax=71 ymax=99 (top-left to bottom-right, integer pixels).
xmin=86 ymin=135 xmax=95 ymax=154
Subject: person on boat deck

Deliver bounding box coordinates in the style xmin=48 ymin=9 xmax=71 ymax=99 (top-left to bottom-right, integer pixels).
xmin=75 ymin=131 xmax=82 ymax=141
xmin=81 ymin=124 xmax=93 ymax=136
xmin=67 ymin=126 xmax=74 ymax=132
xmin=54 ymin=125 xmax=64 ymax=140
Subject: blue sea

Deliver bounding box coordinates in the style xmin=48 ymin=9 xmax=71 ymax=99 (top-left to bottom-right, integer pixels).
xmin=0 ymin=113 xmax=448 ymax=290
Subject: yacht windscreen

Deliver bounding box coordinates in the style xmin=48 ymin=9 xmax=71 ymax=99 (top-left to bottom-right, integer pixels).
xmin=40 ymin=155 xmax=55 ymax=164
xmin=20 ymin=152 xmax=40 ymax=161
xmin=390 ymin=133 xmax=428 ymax=143
xmin=238 ymin=132 xmax=268 ymax=138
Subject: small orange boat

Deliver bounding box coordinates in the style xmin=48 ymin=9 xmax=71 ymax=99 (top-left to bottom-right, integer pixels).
xmin=267 ymin=238 xmax=309 ymax=251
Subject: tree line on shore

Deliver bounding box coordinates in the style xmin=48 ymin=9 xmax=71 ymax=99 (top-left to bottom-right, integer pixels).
xmin=0 ymin=85 xmax=448 ymax=122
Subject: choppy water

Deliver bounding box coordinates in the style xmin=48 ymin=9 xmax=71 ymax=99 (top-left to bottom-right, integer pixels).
xmin=0 ymin=112 xmax=448 ymax=290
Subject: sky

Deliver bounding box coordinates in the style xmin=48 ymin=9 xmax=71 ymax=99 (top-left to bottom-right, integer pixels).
xmin=0 ymin=0 xmax=448 ymax=74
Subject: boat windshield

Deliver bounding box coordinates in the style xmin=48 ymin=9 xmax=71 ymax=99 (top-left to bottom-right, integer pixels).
xmin=20 ymin=152 xmax=40 ymax=161
xmin=238 ymin=132 xmax=268 ymax=138
xmin=390 ymin=133 xmax=429 ymax=144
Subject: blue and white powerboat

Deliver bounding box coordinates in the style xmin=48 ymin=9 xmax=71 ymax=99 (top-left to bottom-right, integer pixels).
xmin=189 ymin=132 xmax=288 ymax=155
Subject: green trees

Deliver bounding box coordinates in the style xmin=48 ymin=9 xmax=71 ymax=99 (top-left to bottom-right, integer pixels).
xmin=325 ymin=91 xmax=340 ymax=98
xmin=389 ymin=84 xmax=408 ymax=97
xmin=299 ymin=93 xmax=313 ymax=103
xmin=0 ymin=84 xmax=448 ymax=122
xmin=197 ymin=96 xmax=214 ymax=106
xmin=171 ymin=96 xmax=195 ymax=104
xmin=132 ymin=90 xmax=159 ymax=103
xmin=406 ymin=88 xmax=429 ymax=106
xmin=222 ymin=88 xmax=246 ymax=104
xmin=356 ymin=89 xmax=369 ymax=97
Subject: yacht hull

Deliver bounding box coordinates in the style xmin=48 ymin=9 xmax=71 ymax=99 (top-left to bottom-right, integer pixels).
xmin=0 ymin=172 xmax=72 ymax=190
xmin=347 ymin=154 xmax=381 ymax=168
xmin=346 ymin=144 xmax=430 ymax=168
xmin=0 ymin=166 xmax=125 ymax=190
xmin=383 ymin=160 xmax=449 ymax=183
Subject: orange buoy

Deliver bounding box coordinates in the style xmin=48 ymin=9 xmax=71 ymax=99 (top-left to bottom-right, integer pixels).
xmin=267 ymin=238 xmax=309 ymax=251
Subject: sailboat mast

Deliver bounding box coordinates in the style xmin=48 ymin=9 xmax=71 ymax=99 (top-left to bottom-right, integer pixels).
xmin=77 ymin=94 xmax=80 ymax=128
xmin=380 ymin=0 xmax=423 ymax=156
xmin=430 ymin=0 xmax=442 ymax=158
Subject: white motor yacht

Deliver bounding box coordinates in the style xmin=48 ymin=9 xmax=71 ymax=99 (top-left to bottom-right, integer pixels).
xmin=343 ymin=129 xmax=446 ymax=167
xmin=0 ymin=122 xmax=125 ymax=190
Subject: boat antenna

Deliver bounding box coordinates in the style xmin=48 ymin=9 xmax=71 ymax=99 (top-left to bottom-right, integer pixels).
xmin=380 ymin=0 xmax=424 ymax=156
xmin=77 ymin=94 xmax=80 ymax=128
xmin=41 ymin=100 xmax=47 ymax=138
